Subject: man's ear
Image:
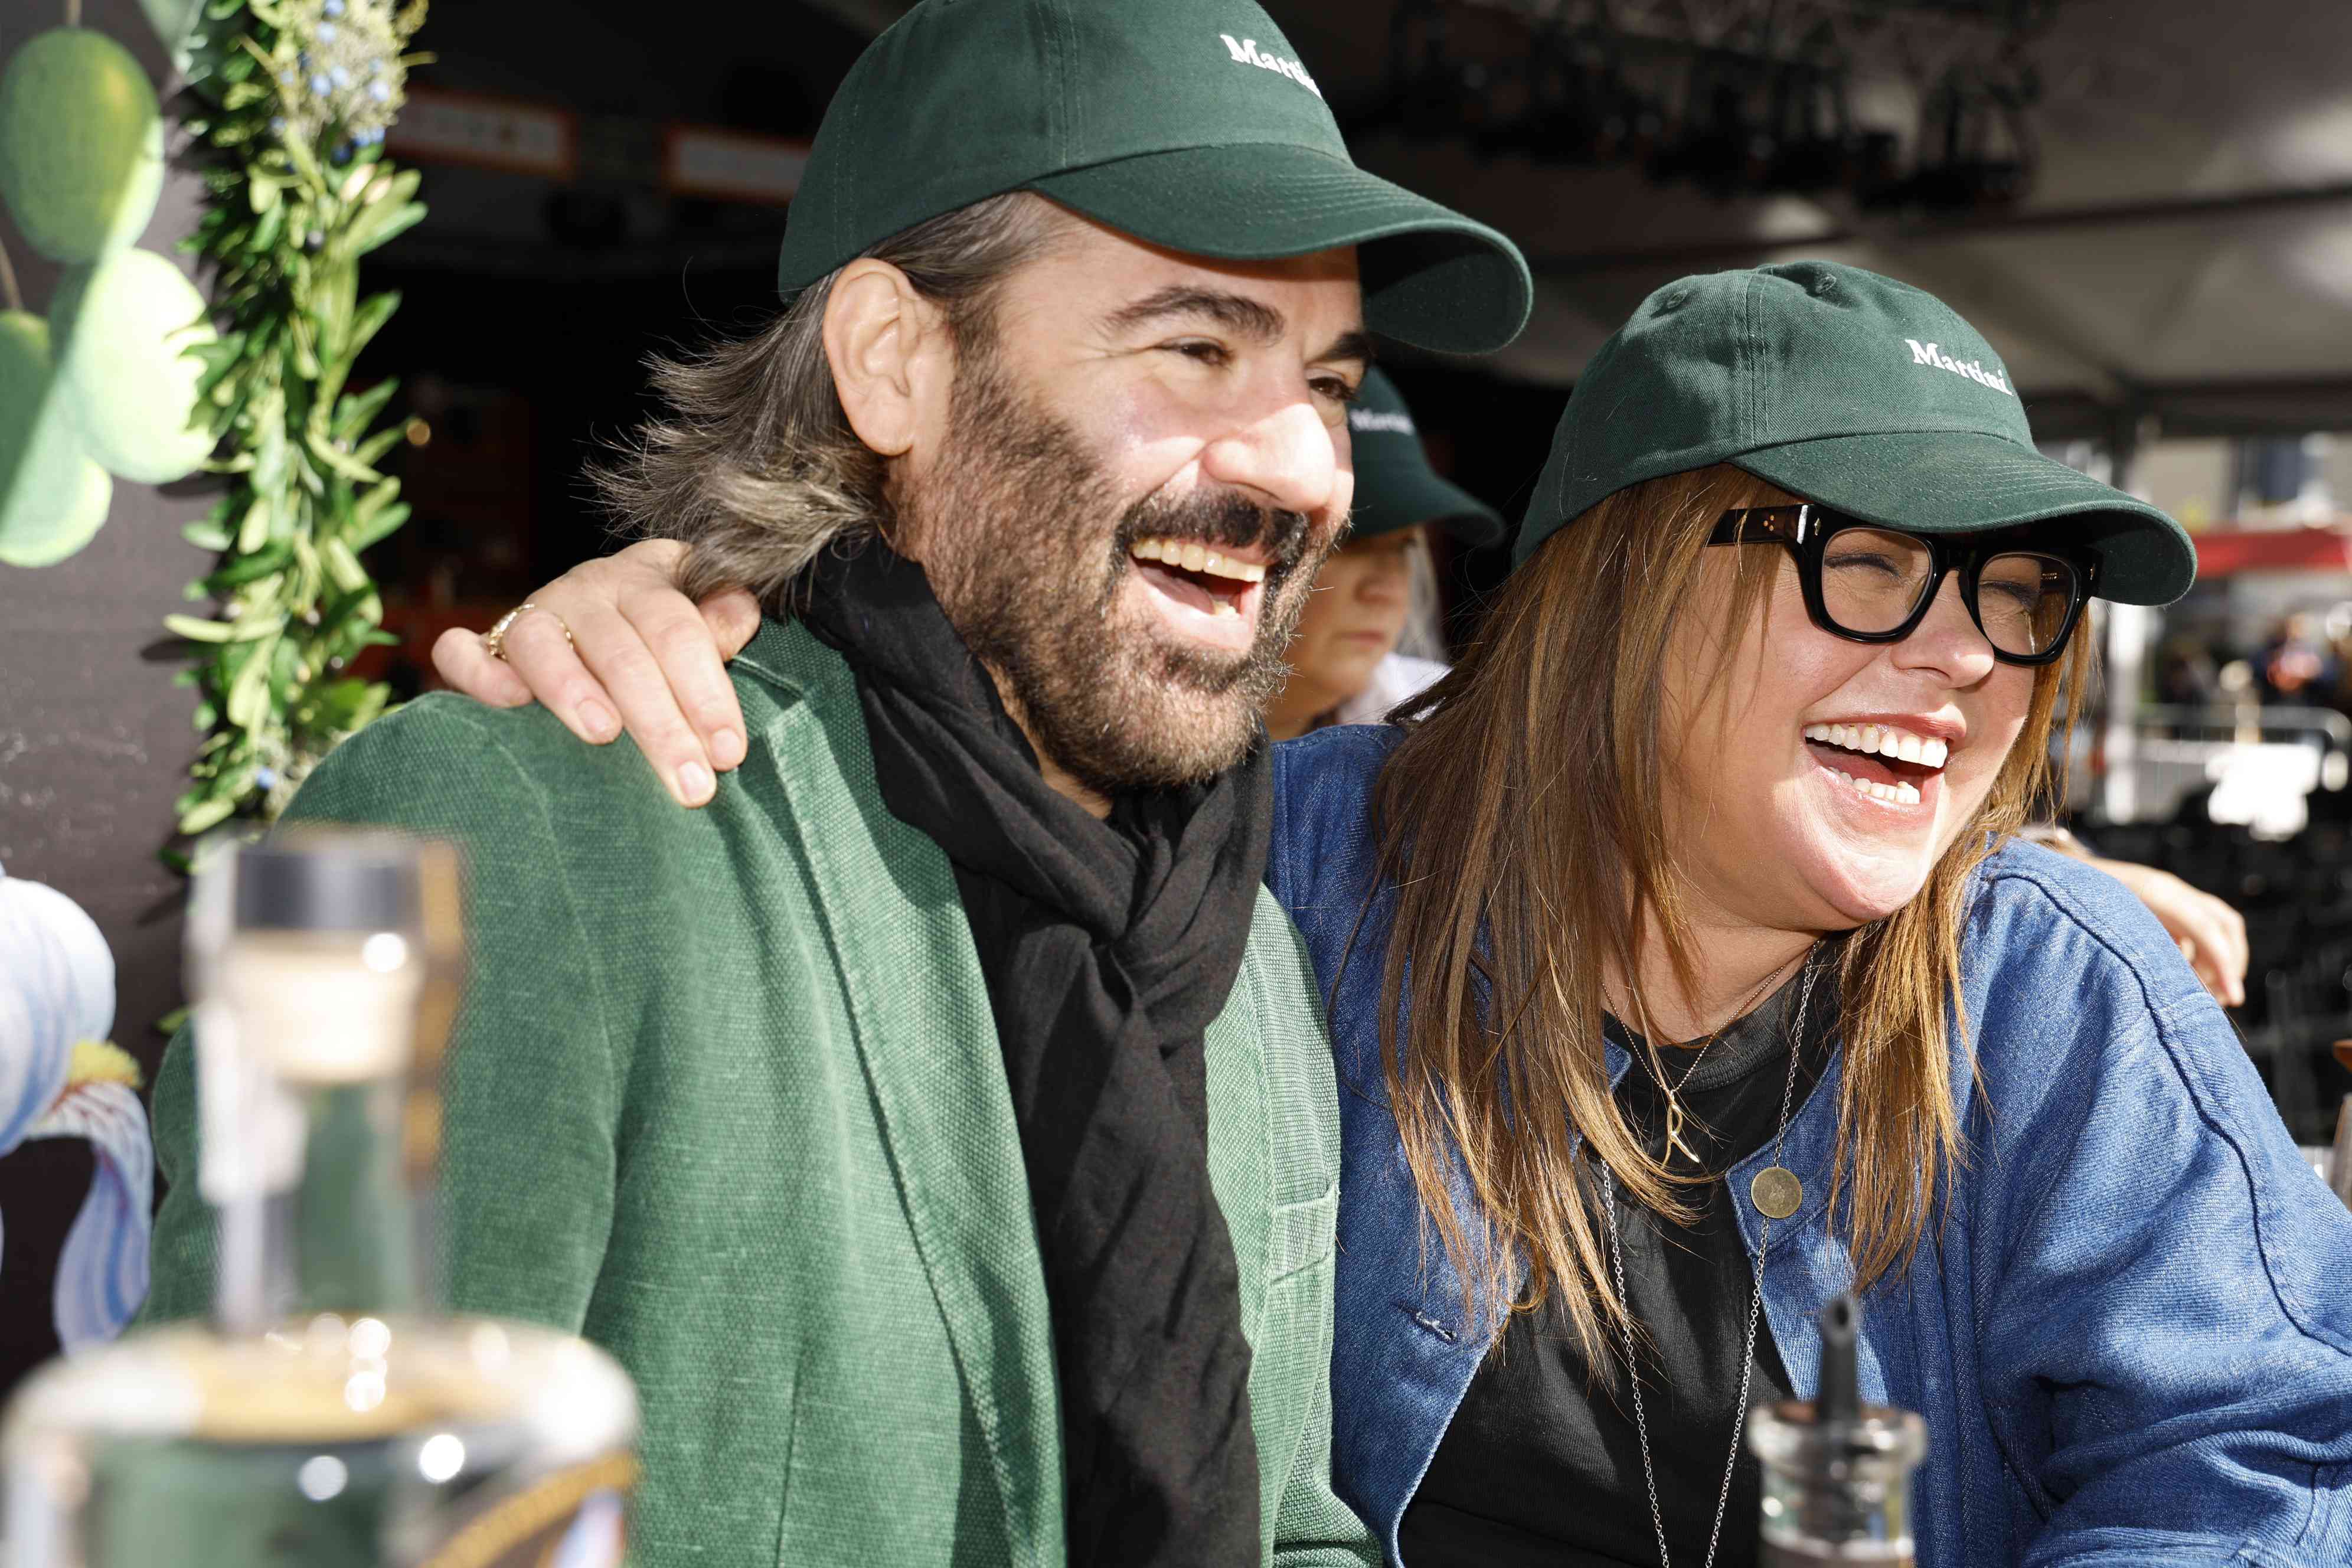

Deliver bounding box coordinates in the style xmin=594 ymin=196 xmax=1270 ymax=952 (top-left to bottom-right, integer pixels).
xmin=823 ymin=259 xmax=952 ymax=460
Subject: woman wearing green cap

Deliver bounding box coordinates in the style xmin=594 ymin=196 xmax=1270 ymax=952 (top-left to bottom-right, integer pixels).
xmin=1269 ymin=260 xmax=2352 ymax=1566
xmin=1277 ymin=375 xmax=2248 ymax=1012
xmin=436 ymin=262 xmax=2352 ymax=1564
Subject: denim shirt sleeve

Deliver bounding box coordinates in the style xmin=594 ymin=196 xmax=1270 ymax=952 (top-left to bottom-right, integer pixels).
xmin=1268 ymin=737 xmax=1301 ymax=906
xmin=1267 ymin=726 xmax=1403 ymax=942
xmin=1965 ymin=845 xmax=2352 ymax=1566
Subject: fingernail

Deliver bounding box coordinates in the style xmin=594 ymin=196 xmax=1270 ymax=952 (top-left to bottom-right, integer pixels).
xmin=582 ymin=700 xmax=619 ymax=741
xmin=712 ymin=727 xmax=745 ymax=769
xmin=677 ymin=762 xmax=715 ymax=806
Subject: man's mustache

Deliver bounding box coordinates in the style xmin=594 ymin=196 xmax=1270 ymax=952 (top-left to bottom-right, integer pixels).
xmin=1113 ymin=489 xmax=1314 ymax=579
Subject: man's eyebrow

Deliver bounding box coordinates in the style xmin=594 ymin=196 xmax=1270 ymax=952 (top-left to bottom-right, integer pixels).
xmin=1317 ymin=328 xmax=1375 ymax=370
xmin=1102 ymin=289 xmax=1375 ymax=375
xmin=1102 ymin=286 xmax=1287 ymax=344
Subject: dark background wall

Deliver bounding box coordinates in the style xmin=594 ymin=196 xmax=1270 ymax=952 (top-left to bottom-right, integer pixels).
xmin=0 ymin=0 xmax=208 ymax=1388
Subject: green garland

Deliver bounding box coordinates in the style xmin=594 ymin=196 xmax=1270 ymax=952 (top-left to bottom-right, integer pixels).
xmin=169 ymin=0 xmax=427 ymax=835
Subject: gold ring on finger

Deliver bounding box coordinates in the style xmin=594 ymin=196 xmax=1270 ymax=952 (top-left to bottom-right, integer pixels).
xmin=482 ymin=602 xmax=573 ymax=662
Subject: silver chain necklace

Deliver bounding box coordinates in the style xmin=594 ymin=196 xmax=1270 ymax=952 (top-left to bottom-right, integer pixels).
xmin=1600 ymin=950 xmax=1822 ymax=1568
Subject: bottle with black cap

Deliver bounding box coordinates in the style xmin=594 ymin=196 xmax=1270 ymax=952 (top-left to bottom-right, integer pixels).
xmin=2 ymin=829 xmax=640 ymax=1567
xmin=1746 ymin=1293 xmax=1928 ymax=1565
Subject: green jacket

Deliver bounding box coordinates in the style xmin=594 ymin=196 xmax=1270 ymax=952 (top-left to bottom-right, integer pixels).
xmin=142 ymin=620 xmax=1374 ymax=1568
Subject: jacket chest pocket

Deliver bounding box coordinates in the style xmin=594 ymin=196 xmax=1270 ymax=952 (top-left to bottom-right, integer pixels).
xmin=1266 ymin=1182 xmax=1339 ymax=1285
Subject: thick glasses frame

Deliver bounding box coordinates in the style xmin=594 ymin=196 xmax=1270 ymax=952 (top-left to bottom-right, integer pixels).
xmin=1707 ymin=504 xmax=2098 ymax=668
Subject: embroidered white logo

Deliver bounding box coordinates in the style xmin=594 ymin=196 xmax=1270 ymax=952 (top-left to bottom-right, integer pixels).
xmin=1904 ymin=339 xmax=2014 ymax=397
xmin=1348 ymin=407 xmax=1415 ymax=436
xmin=1219 ymin=34 xmax=1322 ymax=98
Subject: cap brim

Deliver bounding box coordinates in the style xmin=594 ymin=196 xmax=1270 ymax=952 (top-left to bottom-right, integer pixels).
xmin=1031 ymin=143 xmax=1531 ymax=355
xmin=1732 ymin=430 xmax=2197 ymax=605
xmin=1350 ymin=466 xmax=1507 ymax=547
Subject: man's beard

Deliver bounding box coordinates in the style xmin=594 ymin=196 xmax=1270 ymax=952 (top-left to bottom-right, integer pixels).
xmin=906 ymin=351 xmax=1325 ymax=798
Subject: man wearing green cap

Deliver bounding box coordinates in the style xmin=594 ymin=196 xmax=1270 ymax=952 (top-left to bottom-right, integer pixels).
xmin=139 ymin=4 xmax=1529 ymax=1566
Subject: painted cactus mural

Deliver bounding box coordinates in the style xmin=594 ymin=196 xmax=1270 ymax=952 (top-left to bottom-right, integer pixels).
xmin=0 ymin=864 xmax=153 ymax=1347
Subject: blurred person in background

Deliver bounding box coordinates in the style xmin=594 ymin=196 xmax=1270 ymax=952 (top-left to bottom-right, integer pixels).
xmin=2260 ymin=610 xmax=2335 ymax=702
xmin=1263 ymin=369 xmax=1501 ymax=739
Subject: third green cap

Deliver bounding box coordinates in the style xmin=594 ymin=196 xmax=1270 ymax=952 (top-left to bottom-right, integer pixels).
xmin=1514 ymin=261 xmax=2195 ymax=604
xmin=1347 ymin=370 xmax=1505 ymax=546
xmin=775 ymin=0 xmax=1533 ymax=355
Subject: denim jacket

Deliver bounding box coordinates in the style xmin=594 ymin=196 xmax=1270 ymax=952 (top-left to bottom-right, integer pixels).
xmin=1269 ymin=723 xmax=2352 ymax=1568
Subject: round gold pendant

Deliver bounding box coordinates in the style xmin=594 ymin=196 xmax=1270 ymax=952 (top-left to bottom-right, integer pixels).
xmin=1749 ymin=1165 xmax=1804 ymax=1220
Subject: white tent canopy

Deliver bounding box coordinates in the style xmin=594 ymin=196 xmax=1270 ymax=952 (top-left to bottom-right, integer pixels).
xmin=1272 ymin=0 xmax=2352 ymax=437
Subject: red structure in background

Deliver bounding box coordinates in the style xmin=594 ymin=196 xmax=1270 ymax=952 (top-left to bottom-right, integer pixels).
xmin=2195 ymin=527 xmax=2352 ymax=578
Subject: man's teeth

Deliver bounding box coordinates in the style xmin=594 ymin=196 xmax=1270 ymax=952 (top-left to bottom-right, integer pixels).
xmin=1832 ymin=769 xmax=1922 ymax=806
xmin=1802 ymin=721 xmax=1949 ymax=770
xmin=1129 ymin=536 xmax=1268 ymax=584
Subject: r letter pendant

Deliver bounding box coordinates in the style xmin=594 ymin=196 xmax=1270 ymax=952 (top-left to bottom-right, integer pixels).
xmin=1664 ymin=1100 xmax=1700 ymax=1167
xmin=1749 ymin=1165 xmax=1803 ymax=1220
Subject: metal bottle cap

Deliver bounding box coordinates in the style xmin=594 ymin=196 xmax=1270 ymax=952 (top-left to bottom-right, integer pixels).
xmin=230 ymin=828 xmax=426 ymax=934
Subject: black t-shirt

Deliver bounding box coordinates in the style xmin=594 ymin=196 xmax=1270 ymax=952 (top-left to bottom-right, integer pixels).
xmin=1397 ymin=968 xmax=1840 ymax=1567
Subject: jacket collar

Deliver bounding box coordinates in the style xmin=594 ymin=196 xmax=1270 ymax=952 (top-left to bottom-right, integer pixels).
xmin=1402 ymin=1032 xmax=1859 ymax=1374
xmin=737 ymin=616 xmax=1067 ymax=1566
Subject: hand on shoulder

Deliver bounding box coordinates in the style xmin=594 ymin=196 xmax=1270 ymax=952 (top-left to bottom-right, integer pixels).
xmin=429 ymin=538 xmax=761 ymax=809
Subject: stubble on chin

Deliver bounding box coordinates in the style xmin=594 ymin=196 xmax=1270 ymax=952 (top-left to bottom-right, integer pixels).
xmin=911 ymin=351 xmax=1324 ymax=797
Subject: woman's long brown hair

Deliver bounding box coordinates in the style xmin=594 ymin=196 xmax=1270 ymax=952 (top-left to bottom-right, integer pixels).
xmin=1370 ymin=463 xmax=2089 ymax=1361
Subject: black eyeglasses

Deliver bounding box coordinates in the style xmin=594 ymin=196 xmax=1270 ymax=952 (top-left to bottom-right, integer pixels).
xmin=1708 ymin=505 xmax=2097 ymax=667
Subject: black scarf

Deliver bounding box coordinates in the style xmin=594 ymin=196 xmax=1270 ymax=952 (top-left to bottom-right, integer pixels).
xmin=800 ymin=541 xmax=1266 ymax=1567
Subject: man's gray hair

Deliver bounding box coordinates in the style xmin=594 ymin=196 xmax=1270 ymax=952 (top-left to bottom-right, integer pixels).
xmin=594 ymin=192 xmax=1060 ymax=607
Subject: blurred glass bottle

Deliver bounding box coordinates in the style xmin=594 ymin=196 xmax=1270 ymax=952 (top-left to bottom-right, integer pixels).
xmin=1746 ymin=1294 xmax=1925 ymax=1567
xmin=3 ymin=829 xmax=639 ymax=1568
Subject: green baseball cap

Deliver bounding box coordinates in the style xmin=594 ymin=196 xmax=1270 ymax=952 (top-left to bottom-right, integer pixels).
xmin=1346 ymin=369 xmax=1505 ymax=545
xmin=1514 ymin=261 xmax=2196 ymax=605
xmin=776 ymin=0 xmax=1533 ymax=355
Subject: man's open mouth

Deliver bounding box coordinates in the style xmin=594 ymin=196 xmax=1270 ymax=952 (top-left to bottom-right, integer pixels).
xmin=1129 ymin=535 xmax=1266 ymax=621
xmin=1801 ymin=721 xmax=1950 ymax=808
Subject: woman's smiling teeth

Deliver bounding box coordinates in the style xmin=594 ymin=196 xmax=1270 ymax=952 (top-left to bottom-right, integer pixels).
xmin=1801 ymin=721 xmax=1950 ymax=809
xmin=1832 ymin=770 xmax=1920 ymax=806
xmin=1803 ymin=721 xmax=1949 ymax=769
